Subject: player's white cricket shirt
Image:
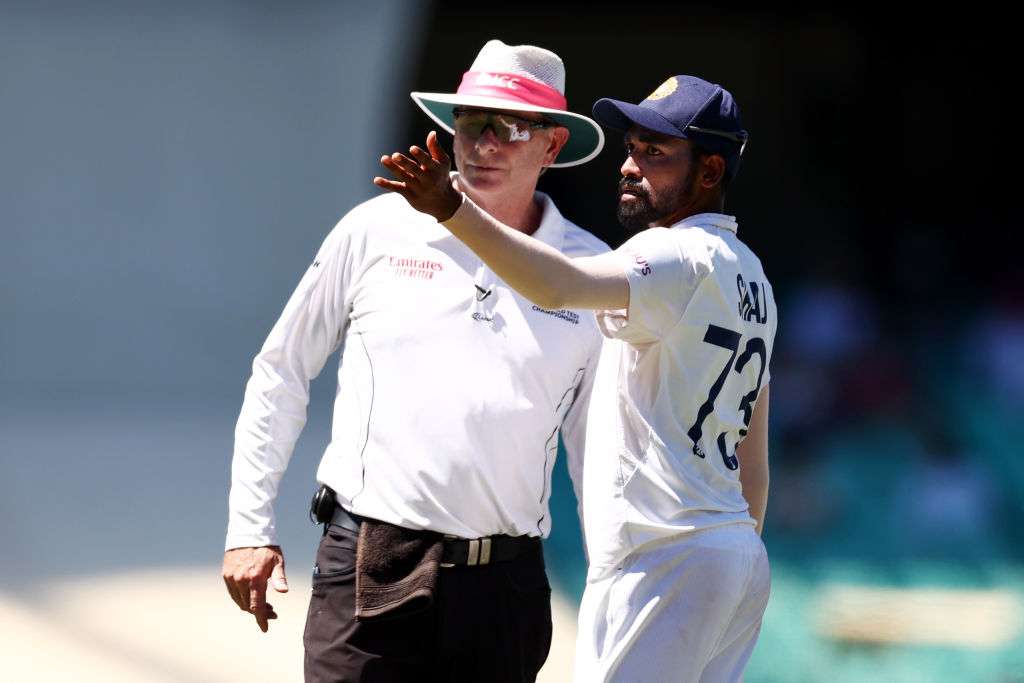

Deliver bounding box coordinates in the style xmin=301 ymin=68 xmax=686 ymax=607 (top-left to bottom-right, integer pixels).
xmin=582 ymin=213 xmax=776 ymax=576
xmin=226 ymin=190 xmax=607 ymax=550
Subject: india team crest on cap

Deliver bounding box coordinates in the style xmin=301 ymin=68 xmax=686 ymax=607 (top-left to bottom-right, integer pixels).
xmin=647 ymin=77 xmax=679 ymax=101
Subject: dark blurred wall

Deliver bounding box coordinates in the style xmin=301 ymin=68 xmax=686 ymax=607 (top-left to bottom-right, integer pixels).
xmin=405 ymin=4 xmax=1015 ymax=313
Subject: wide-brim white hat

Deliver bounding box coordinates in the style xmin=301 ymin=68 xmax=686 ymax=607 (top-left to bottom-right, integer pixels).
xmin=410 ymin=40 xmax=604 ymax=168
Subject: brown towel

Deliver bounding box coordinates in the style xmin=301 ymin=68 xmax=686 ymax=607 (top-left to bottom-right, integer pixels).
xmin=354 ymin=519 xmax=444 ymax=621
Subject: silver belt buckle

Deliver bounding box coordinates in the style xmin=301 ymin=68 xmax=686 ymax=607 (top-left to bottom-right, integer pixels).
xmin=466 ymin=537 xmax=492 ymax=566
xmin=441 ymin=536 xmax=493 ymax=568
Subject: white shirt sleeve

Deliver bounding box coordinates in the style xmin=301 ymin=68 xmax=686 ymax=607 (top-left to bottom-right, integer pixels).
xmin=225 ymin=218 xmax=358 ymax=550
xmin=598 ymin=228 xmax=710 ymax=345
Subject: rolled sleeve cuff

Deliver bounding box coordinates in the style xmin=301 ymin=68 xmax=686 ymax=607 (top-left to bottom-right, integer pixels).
xmin=224 ymin=531 xmax=279 ymax=552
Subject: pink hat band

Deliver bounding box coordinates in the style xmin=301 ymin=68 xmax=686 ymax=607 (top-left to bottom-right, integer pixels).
xmin=456 ymin=71 xmax=567 ymax=111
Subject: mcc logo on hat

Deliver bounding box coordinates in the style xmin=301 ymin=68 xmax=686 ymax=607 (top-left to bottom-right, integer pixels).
xmin=411 ymin=39 xmax=604 ymax=168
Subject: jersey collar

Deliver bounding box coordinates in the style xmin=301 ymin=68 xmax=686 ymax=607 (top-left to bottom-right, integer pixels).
xmin=670 ymin=212 xmax=738 ymax=235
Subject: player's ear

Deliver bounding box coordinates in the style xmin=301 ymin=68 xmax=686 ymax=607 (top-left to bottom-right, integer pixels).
xmin=542 ymin=127 xmax=569 ymax=166
xmin=699 ymin=154 xmax=726 ymax=189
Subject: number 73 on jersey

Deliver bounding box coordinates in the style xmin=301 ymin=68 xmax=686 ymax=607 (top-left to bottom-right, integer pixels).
xmin=687 ymin=324 xmax=767 ymax=471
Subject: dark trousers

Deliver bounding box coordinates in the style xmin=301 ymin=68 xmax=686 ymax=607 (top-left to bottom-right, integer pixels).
xmin=303 ymin=524 xmax=553 ymax=683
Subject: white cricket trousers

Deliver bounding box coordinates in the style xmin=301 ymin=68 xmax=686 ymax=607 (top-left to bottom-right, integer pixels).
xmin=574 ymin=524 xmax=770 ymax=683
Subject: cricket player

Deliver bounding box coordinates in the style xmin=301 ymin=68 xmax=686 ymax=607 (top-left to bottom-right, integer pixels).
xmin=377 ymin=74 xmax=774 ymax=682
xmin=222 ymin=40 xmax=609 ymax=682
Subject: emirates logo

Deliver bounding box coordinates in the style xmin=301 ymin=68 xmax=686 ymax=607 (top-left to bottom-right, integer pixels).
xmin=387 ymin=255 xmax=443 ymax=280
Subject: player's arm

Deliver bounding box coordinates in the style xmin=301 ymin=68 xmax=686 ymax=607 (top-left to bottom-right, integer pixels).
xmin=445 ymin=197 xmax=627 ymax=311
xmin=736 ymin=385 xmax=770 ymax=535
xmin=374 ymin=131 xmax=628 ymax=311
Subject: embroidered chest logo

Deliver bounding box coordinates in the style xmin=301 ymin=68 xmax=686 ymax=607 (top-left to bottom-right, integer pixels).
xmin=532 ymin=305 xmax=580 ymax=325
xmin=387 ymin=255 xmax=444 ymax=280
xmin=736 ymin=274 xmax=768 ymax=324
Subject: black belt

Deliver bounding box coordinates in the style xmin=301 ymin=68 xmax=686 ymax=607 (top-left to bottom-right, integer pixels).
xmin=329 ymin=505 xmax=539 ymax=567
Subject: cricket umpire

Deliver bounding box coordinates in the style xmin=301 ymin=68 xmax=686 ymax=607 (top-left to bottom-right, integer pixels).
xmin=221 ymin=39 xmax=607 ymax=682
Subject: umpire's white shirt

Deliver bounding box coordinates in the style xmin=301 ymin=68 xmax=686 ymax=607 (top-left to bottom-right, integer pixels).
xmin=583 ymin=213 xmax=777 ymax=577
xmin=226 ymin=191 xmax=607 ymax=550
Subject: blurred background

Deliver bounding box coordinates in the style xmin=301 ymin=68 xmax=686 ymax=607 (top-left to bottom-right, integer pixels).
xmin=2 ymin=1 xmax=1021 ymax=681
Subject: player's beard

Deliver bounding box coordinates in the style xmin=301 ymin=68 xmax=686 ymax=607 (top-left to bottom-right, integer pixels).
xmin=616 ymin=169 xmax=698 ymax=233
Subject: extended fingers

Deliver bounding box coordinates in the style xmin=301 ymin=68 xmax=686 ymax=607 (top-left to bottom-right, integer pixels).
xmin=378 ymin=155 xmax=405 ymax=179
xmin=426 ymin=131 xmax=451 ymax=166
xmin=408 ymin=145 xmax=436 ymax=169
xmin=373 ymin=177 xmax=408 ymax=193
xmin=383 ymin=152 xmax=421 ymax=179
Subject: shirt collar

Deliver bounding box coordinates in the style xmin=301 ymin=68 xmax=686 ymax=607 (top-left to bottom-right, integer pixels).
xmin=451 ymin=173 xmax=567 ymax=251
xmin=670 ymin=212 xmax=738 ymax=235
xmin=529 ymin=191 xmax=566 ymax=252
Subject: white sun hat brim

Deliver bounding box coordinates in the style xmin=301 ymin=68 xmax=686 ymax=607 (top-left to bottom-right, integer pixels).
xmin=410 ymin=91 xmax=605 ymax=168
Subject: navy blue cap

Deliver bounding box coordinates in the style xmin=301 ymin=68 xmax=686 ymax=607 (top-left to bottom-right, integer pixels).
xmin=592 ymin=75 xmax=748 ymax=181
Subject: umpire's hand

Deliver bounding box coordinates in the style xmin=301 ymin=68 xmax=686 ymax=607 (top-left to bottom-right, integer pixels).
xmin=222 ymin=546 xmax=289 ymax=633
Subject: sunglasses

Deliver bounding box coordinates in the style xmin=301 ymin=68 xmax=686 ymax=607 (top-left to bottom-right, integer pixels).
xmin=452 ymin=108 xmax=557 ymax=143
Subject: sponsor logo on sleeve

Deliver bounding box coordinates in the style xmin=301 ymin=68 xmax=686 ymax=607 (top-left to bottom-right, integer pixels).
xmin=633 ymin=253 xmax=652 ymax=276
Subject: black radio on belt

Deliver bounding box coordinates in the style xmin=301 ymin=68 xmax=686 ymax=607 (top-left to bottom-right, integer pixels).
xmin=310 ymin=484 xmax=337 ymax=524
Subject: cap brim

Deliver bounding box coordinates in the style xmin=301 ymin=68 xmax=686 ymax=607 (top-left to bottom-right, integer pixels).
xmin=410 ymin=92 xmax=605 ymax=168
xmin=592 ymin=98 xmax=687 ymax=139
